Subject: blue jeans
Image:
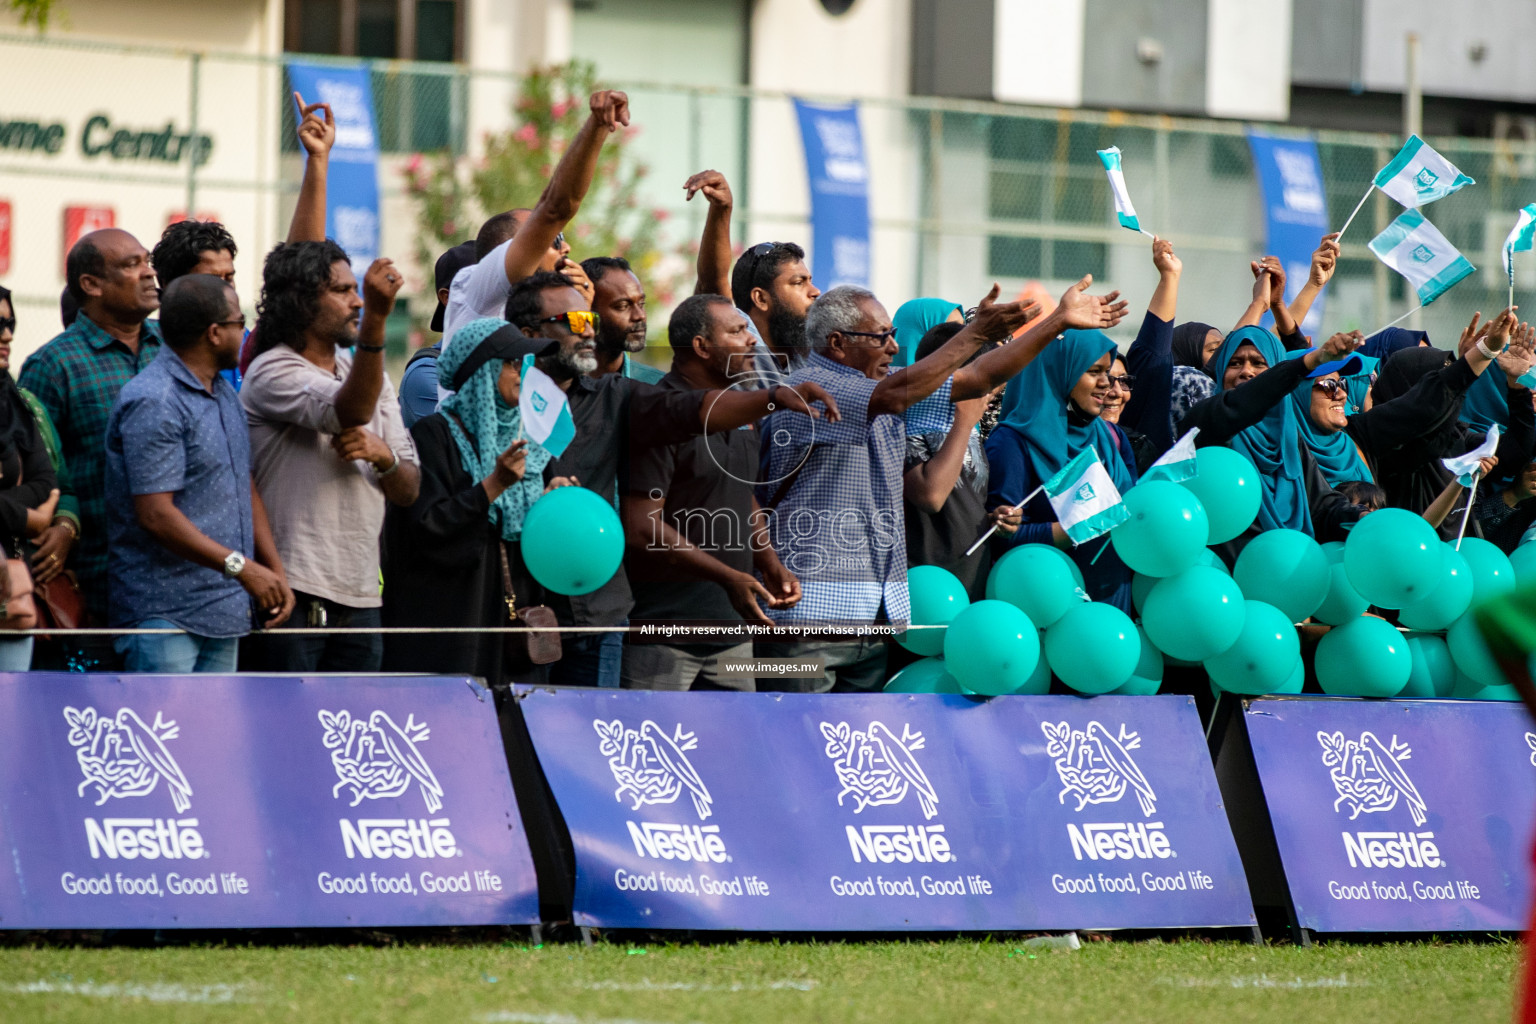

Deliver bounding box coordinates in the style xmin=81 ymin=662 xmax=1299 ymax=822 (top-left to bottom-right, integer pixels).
xmin=115 ymin=619 xmax=238 ymax=673
xmin=548 ymin=623 xmax=625 ymax=689
xmin=0 ymin=635 xmax=34 ymax=671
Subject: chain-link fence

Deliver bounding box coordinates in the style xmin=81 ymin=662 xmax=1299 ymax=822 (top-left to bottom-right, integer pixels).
xmin=4 ymin=31 xmax=1536 ymax=364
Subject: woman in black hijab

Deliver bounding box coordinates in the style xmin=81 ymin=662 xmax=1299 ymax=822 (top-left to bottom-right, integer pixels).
xmin=1347 ymin=312 xmax=1536 ymax=539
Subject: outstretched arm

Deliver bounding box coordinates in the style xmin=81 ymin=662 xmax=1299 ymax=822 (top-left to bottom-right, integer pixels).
xmin=503 ymin=90 xmax=631 ymax=284
xmin=287 ymin=92 xmax=335 ymax=243
xmin=1289 ymin=232 xmax=1339 ymax=328
xmin=687 ymin=169 xmax=734 ymax=296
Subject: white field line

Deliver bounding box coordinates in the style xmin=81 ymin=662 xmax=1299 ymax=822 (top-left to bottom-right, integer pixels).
xmin=2 ymin=979 xmax=252 ymax=1003
xmin=1155 ymin=973 xmax=1366 ymax=989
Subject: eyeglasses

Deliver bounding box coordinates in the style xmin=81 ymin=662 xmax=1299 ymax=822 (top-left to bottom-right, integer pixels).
xmin=0 ymin=317 xmax=14 ymax=334
xmin=838 ymin=327 xmax=897 ymax=346
xmin=530 ymin=310 xmax=599 ymax=334
xmin=1312 ymin=378 xmax=1348 ymax=398
xmin=216 ymin=316 xmax=246 ymax=330
xmin=1107 ymin=373 xmax=1136 ymax=389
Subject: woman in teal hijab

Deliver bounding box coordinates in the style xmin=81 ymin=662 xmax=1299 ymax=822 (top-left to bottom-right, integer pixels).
xmin=1282 ymin=349 xmax=1373 ymax=487
xmin=893 ymin=297 xmax=962 ymax=367
xmin=984 ymin=330 xmax=1137 ymax=608
xmin=382 ymin=317 xmax=566 ymax=683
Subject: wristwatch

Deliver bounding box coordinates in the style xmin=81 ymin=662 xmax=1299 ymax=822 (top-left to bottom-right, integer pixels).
xmin=223 ymin=550 xmax=247 ymax=578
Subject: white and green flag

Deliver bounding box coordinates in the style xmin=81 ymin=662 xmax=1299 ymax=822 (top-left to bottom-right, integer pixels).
xmin=1503 ymin=204 xmax=1536 ymax=279
xmin=518 ymin=352 xmax=576 ymax=457
xmin=1373 ymin=135 xmax=1475 ymax=209
xmin=1096 ymin=147 xmax=1146 ymax=235
xmin=1045 ymin=445 xmax=1128 ymax=545
xmin=1443 ymin=425 xmax=1500 ymax=487
xmin=1141 ymin=428 xmax=1200 ymax=484
xmin=1368 ymin=210 xmax=1475 ymax=307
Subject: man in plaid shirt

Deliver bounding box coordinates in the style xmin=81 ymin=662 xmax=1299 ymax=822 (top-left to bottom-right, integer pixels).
xmin=756 ymin=277 xmax=1128 ymax=692
xmin=20 ymin=228 xmax=163 ymax=629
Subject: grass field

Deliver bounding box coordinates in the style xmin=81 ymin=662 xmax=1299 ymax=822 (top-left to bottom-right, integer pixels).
xmin=0 ymin=935 xmax=1520 ymax=1024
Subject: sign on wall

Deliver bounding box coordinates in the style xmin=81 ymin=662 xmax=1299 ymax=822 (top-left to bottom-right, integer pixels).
xmin=0 ymin=674 xmax=539 ymax=929
xmin=1241 ymin=696 xmax=1535 ymax=933
xmin=793 ymin=98 xmax=872 ymax=293
xmin=1247 ymin=130 xmax=1331 ymax=336
xmin=285 ymin=61 xmax=381 ymax=275
xmin=519 ymin=689 xmax=1255 ymax=932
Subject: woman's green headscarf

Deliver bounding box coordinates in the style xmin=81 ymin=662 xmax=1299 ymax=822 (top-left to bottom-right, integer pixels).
xmin=438 ymin=317 xmax=551 ymax=540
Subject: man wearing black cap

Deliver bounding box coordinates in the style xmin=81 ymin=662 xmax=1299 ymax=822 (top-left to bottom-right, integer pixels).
xmin=399 ymin=240 xmax=477 ymax=428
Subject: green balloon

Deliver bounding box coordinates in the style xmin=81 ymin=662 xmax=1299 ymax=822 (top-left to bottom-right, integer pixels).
xmin=1316 ymin=616 xmax=1412 ymax=697
xmin=1273 ymin=656 xmax=1306 ymax=694
xmin=898 ymin=565 xmax=969 ymax=656
xmin=989 ymin=630 xmax=1052 ymax=695
xmin=943 ymin=600 xmax=1040 ymax=696
xmin=1401 ymin=633 xmax=1457 ymax=698
xmin=1342 ymin=507 xmax=1443 ymax=608
xmin=985 ymin=544 xmax=1081 ymax=628
xmin=1456 ymin=537 xmax=1516 ymax=607
xmin=1314 ymin=562 xmax=1370 ymax=625
xmin=1204 ymin=600 xmax=1300 ymax=695
xmin=884 ymin=657 xmax=962 ymax=693
xmin=1183 ymin=446 xmax=1262 ymax=543
xmin=1045 ymin=601 xmax=1140 ymax=694
xmin=1110 ymin=626 xmax=1164 ymax=695
xmin=1511 ymin=542 xmax=1536 ymax=587
xmin=1447 ymin=611 xmax=1502 ymax=684
xmin=1233 ymin=529 xmax=1330 ymax=623
xmin=1197 ymin=548 xmax=1232 ymax=573
xmin=1142 ymin=565 xmax=1244 ymax=662
xmin=1397 ymin=546 xmax=1473 ymax=631
xmin=1131 ymin=572 xmax=1157 ymax=616
xmin=1451 ymin=671 xmax=1520 ymax=701
xmin=520 ymin=485 xmax=625 ymax=595
xmin=1320 ymin=540 xmax=1346 ymax=564
xmin=1111 ymin=482 xmax=1210 ymax=577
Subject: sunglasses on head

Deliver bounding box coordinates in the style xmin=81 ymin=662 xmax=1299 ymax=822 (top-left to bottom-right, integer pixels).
xmin=1312 ymin=378 xmax=1348 ymax=398
xmin=552 ymin=232 xmax=566 ymax=251
xmin=742 ymin=241 xmax=790 ymax=288
xmin=530 ymin=310 xmax=599 ymax=334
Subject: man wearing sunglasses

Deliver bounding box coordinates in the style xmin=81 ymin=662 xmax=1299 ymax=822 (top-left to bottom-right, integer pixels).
xmin=755 ymin=275 xmax=1129 ymax=692
xmin=439 ymin=90 xmax=630 ymax=353
xmin=505 ymin=271 xmax=841 ymax=689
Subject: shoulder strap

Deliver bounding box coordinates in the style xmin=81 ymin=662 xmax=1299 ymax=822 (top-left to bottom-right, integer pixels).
xmin=763 ymin=443 xmax=827 ymax=510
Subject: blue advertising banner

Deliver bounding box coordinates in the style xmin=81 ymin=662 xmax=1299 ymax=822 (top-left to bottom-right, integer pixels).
xmin=793 ymin=98 xmax=871 ymax=291
xmin=518 ymin=689 xmax=1254 ymax=931
xmin=0 ymin=674 xmax=539 ymax=928
xmin=286 ymin=61 xmax=380 ymax=275
xmin=1247 ymin=130 xmax=1330 ymax=336
xmin=1243 ymin=696 xmax=1536 ymax=932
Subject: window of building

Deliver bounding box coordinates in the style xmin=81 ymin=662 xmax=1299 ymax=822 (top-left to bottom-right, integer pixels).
xmin=286 ymin=0 xmax=461 ymax=62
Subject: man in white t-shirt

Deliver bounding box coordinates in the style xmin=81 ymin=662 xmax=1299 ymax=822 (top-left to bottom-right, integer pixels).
xmin=440 ymin=89 xmax=631 ymax=353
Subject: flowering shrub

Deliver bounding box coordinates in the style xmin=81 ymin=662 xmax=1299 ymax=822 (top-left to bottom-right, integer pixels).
xmin=403 ymin=61 xmax=684 ymax=328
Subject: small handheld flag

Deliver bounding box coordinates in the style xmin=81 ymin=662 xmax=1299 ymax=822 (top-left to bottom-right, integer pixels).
xmin=1503 ymin=204 xmax=1536 ymax=306
xmin=1443 ymin=424 xmax=1500 ymax=488
xmin=1141 ymin=428 xmax=1200 ymax=484
xmin=1374 ymin=135 xmax=1476 ymax=210
xmin=1096 ymin=147 xmax=1152 ymax=237
xmin=1045 ymin=445 xmax=1128 ymax=545
xmin=1367 ymin=210 xmax=1475 ymax=308
xmin=518 ymin=352 xmax=576 ymax=458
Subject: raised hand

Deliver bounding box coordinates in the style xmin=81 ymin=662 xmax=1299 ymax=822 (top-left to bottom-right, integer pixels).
xmin=1056 ymin=275 xmax=1129 ymax=331
xmin=362 ymin=258 xmax=403 ymax=316
xmin=683 ymin=169 xmax=733 ymax=210
xmin=589 ymin=90 xmax=631 ymax=132
xmin=1250 ymin=265 xmax=1272 ymax=308
xmin=1152 ymin=236 xmax=1181 ymax=277
xmin=1458 ymin=311 xmax=1490 ymax=357
xmin=1317 ymin=330 xmax=1364 ymax=363
xmin=555 ymin=256 xmax=594 ymax=303
xmin=784 ymin=381 xmax=842 ymax=423
xmin=968 ymin=283 xmax=1041 ymax=342
xmin=1310 ymin=233 xmax=1341 ymax=288
xmin=293 ymin=92 xmax=336 ymax=158
xmin=1252 ymin=255 xmax=1286 ymax=305
xmin=1499 ymin=320 xmax=1535 ymax=384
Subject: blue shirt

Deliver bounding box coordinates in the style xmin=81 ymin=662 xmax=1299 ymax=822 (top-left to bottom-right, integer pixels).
xmin=759 ymin=353 xmax=910 ymax=625
xmin=399 ymin=343 xmax=441 ymax=428
xmin=105 ymin=348 xmax=255 ymax=636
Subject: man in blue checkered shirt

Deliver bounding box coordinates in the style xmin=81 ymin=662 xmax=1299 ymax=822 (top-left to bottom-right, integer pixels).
xmin=757 ymin=277 xmax=1129 ymax=691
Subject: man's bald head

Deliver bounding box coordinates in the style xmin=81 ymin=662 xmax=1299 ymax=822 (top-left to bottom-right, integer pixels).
xmin=66 ymin=227 xmax=159 ymax=321
xmin=475 ymin=208 xmax=534 ymax=260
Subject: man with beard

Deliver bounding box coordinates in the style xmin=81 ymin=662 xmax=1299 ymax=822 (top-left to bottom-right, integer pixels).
xmin=621 ymin=294 xmax=802 ymax=690
xmin=580 ymin=255 xmax=663 ymax=383
xmin=505 ymin=271 xmax=840 ymax=688
xmin=730 ymin=240 xmax=820 ymax=385
xmin=241 ymin=241 xmax=420 ymax=671
xmin=20 ymin=227 xmax=163 ymax=627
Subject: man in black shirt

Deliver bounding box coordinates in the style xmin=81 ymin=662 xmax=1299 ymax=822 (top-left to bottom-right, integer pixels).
xmin=506 ymin=273 xmax=836 ymax=688
xmin=621 ymin=295 xmax=802 ymax=690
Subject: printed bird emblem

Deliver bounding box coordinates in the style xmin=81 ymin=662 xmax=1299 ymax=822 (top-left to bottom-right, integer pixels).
xmin=640 ymin=721 xmax=713 ymax=820
xmin=370 ymin=711 xmax=445 ymax=815
xmin=65 ymin=705 xmax=193 ymax=812
xmin=1318 ymin=730 xmax=1427 ymax=827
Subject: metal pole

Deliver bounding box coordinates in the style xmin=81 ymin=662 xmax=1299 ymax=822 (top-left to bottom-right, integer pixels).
xmin=186 ymin=51 xmax=202 ymax=219
xmin=1404 ymin=32 xmax=1423 ymax=329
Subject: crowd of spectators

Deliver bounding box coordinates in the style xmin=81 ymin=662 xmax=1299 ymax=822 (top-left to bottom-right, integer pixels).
xmin=3 ymin=88 xmax=1533 ymax=694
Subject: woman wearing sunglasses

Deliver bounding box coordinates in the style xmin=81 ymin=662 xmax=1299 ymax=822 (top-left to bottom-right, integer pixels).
xmin=1099 ymin=354 xmax=1159 ymax=476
